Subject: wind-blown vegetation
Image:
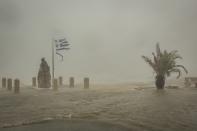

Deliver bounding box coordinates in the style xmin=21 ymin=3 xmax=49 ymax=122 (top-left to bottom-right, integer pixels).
xmin=142 ymin=43 xmax=188 ymax=89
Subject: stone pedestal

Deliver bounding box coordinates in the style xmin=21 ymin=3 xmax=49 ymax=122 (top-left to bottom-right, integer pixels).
xmin=59 ymin=76 xmax=63 ymax=86
xmin=69 ymin=77 xmax=74 ymax=88
xmin=84 ymin=77 xmax=89 ymax=89
xmin=53 ymin=79 xmax=58 ymax=90
xmin=14 ymin=79 xmax=20 ymax=93
xmin=32 ymin=77 xmax=36 ymax=87
xmin=7 ymin=78 xmax=12 ymax=91
xmin=2 ymin=78 xmax=6 ymax=88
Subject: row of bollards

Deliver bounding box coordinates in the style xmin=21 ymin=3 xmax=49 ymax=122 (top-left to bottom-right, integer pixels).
xmin=1 ymin=76 xmax=89 ymax=92
xmin=32 ymin=76 xmax=89 ymax=89
xmin=1 ymin=78 xmax=20 ymax=93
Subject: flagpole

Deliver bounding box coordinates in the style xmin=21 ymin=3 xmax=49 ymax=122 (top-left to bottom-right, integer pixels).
xmin=52 ymin=38 xmax=55 ymax=87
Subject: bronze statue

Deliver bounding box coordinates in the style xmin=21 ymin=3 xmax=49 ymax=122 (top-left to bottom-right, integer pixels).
xmin=37 ymin=58 xmax=51 ymax=88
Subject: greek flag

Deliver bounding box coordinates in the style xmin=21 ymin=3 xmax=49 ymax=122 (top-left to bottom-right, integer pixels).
xmin=54 ymin=37 xmax=70 ymax=61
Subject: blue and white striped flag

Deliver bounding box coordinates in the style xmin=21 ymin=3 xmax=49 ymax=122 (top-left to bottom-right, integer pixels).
xmin=54 ymin=37 xmax=70 ymax=61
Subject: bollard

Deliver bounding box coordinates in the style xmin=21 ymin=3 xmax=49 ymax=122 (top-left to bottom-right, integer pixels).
xmin=7 ymin=78 xmax=12 ymax=91
xmin=53 ymin=78 xmax=58 ymax=90
xmin=59 ymin=76 xmax=63 ymax=86
xmin=69 ymin=77 xmax=74 ymax=88
xmin=2 ymin=78 xmax=6 ymax=88
xmin=195 ymin=83 xmax=197 ymax=88
xmin=14 ymin=79 xmax=20 ymax=93
xmin=32 ymin=77 xmax=36 ymax=87
xmin=84 ymin=77 xmax=89 ymax=89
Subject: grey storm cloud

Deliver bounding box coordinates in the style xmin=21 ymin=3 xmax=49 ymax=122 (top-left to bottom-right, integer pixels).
xmin=0 ymin=0 xmax=197 ymax=84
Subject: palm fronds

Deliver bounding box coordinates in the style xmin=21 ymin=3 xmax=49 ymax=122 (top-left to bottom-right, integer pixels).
xmin=142 ymin=56 xmax=157 ymax=73
xmin=142 ymin=43 xmax=188 ymax=79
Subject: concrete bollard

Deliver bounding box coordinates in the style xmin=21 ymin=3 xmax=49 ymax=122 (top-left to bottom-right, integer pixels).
xmin=69 ymin=77 xmax=74 ymax=88
xmin=14 ymin=79 xmax=20 ymax=93
xmin=84 ymin=77 xmax=89 ymax=89
xmin=2 ymin=78 xmax=6 ymax=88
xmin=7 ymin=78 xmax=12 ymax=91
xmin=59 ymin=76 xmax=63 ymax=86
xmin=32 ymin=77 xmax=36 ymax=87
xmin=53 ymin=78 xmax=58 ymax=90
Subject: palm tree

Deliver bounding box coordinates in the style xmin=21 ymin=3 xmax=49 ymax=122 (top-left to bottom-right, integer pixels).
xmin=142 ymin=43 xmax=188 ymax=89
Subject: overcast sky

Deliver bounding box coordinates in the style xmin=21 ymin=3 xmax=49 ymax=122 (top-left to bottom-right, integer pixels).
xmin=0 ymin=0 xmax=197 ymax=84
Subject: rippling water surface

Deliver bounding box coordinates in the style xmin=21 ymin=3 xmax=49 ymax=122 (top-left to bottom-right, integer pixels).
xmin=0 ymin=85 xmax=196 ymax=131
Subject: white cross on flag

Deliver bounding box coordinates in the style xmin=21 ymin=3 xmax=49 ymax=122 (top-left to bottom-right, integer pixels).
xmin=55 ymin=38 xmax=70 ymax=51
xmin=54 ymin=37 xmax=70 ymax=61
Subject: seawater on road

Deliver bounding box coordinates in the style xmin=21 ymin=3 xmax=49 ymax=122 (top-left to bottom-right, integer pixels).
xmin=0 ymin=85 xmax=197 ymax=131
xmin=0 ymin=120 xmax=132 ymax=131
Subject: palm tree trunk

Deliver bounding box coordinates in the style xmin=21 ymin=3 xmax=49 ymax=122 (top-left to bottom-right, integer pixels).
xmin=155 ymin=75 xmax=165 ymax=89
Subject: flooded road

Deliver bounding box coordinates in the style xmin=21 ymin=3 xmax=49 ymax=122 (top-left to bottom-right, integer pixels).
xmin=0 ymin=85 xmax=197 ymax=131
